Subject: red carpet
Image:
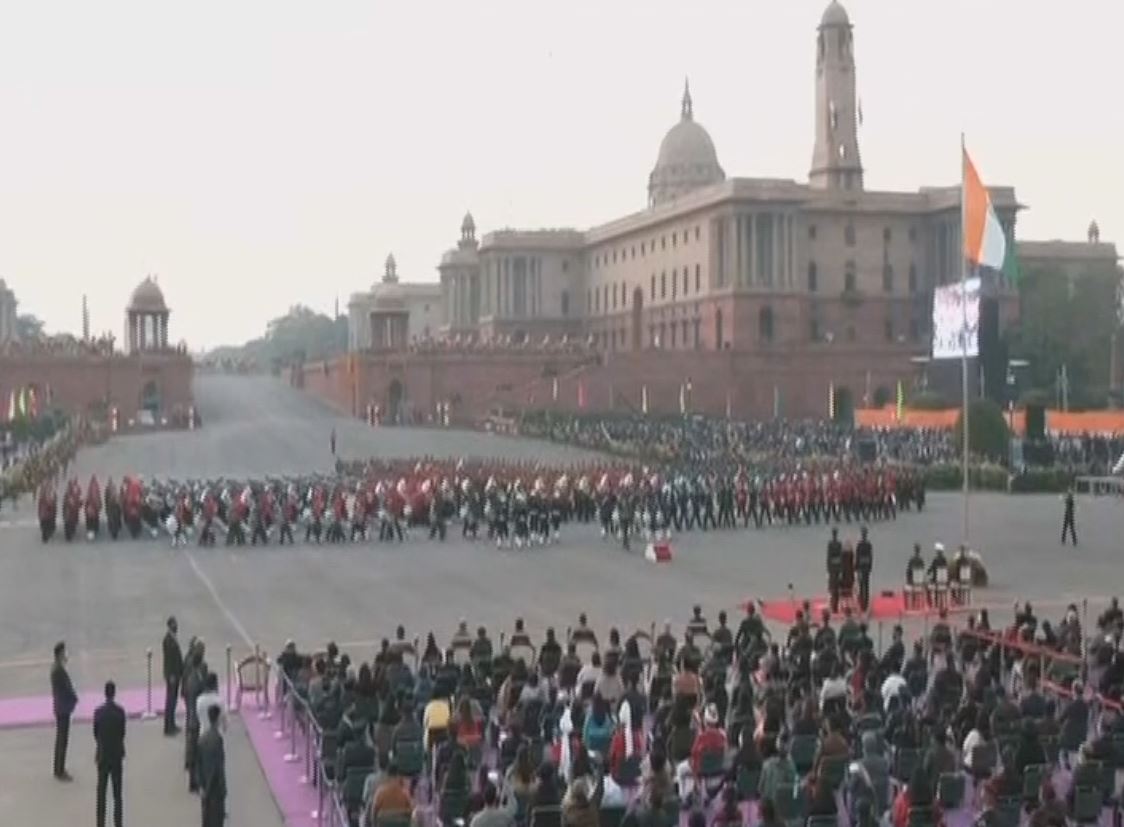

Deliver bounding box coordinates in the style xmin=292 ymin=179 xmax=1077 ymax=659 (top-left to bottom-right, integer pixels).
xmin=752 ymin=591 xmax=973 ymax=625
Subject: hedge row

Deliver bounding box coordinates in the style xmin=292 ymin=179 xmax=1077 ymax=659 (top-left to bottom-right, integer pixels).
xmin=923 ymin=463 xmax=1074 ymax=493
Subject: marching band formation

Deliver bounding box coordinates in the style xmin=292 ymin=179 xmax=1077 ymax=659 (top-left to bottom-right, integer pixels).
xmin=35 ymin=460 xmax=926 ymax=550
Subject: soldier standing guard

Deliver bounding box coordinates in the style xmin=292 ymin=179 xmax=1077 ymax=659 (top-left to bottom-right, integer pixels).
xmin=826 ymin=527 xmax=843 ymax=613
xmin=1061 ymin=488 xmax=1077 ymax=546
xmin=855 ymin=526 xmax=873 ymax=613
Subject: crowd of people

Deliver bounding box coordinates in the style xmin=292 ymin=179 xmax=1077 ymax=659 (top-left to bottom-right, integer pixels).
xmin=519 ymin=415 xmax=957 ymax=470
xmin=34 ymin=457 xmax=925 ymax=551
xmin=1 ymin=418 xmax=95 ymax=507
xmin=1050 ymin=434 xmax=1124 ymax=478
xmin=273 ymin=598 xmax=1124 ymax=827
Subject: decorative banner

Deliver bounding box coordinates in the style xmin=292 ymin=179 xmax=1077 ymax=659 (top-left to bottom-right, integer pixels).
xmin=577 ymin=379 xmax=586 ymax=410
xmin=552 ymin=377 xmax=559 ymax=403
xmin=678 ymin=384 xmax=686 ymax=416
xmin=641 ymin=385 xmax=649 ymax=415
xmin=828 ymin=381 xmax=836 ymax=420
xmin=896 ymin=380 xmax=905 ymax=422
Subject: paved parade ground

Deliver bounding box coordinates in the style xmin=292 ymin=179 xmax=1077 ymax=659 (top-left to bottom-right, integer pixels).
xmin=0 ymin=374 xmax=1120 ymax=824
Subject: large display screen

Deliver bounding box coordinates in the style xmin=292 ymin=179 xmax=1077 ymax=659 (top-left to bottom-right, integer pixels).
xmin=931 ymin=277 xmax=981 ymax=359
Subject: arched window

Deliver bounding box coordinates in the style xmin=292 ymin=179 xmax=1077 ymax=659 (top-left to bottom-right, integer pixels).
xmin=715 ymin=308 xmax=724 ymax=350
xmin=844 ymin=261 xmax=856 ymax=292
xmin=908 ymin=263 xmax=918 ymax=294
xmin=759 ymin=306 xmax=775 ymax=343
xmin=808 ymin=261 xmax=818 ymax=293
xmin=695 ymin=264 xmax=701 ymax=292
xmin=882 ymin=263 xmax=894 ymax=293
xmin=650 ymin=274 xmax=656 ymax=301
xmin=660 ymin=271 xmax=667 ymax=299
xmin=682 ymin=269 xmax=689 ymax=296
xmin=844 ymin=223 xmax=856 ymax=246
xmin=671 ymin=268 xmax=678 ymax=299
xmin=561 ymin=290 xmax=569 ymax=317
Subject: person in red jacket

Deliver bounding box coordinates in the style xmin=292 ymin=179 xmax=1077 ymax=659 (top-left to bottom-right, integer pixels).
xmin=676 ymin=703 xmax=727 ymax=805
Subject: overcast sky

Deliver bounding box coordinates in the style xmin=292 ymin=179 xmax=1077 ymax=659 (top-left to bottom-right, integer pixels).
xmin=0 ymin=0 xmax=1120 ymax=349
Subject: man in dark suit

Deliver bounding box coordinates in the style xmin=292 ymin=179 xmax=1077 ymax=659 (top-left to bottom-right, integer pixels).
xmin=198 ymin=704 xmax=226 ymax=827
xmin=163 ymin=616 xmax=184 ymax=735
xmin=50 ymin=640 xmax=78 ymax=780
xmin=93 ymin=680 xmax=126 ymax=827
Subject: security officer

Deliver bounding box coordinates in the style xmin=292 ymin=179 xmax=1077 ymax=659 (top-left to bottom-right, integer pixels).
xmin=855 ymin=526 xmax=873 ymax=612
xmin=826 ymin=527 xmax=843 ymax=613
xmin=93 ymin=680 xmax=126 ymax=827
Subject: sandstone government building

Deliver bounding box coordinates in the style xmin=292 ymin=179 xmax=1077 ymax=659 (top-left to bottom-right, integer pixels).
xmin=311 ymin=1 xmax=1118 ymax=424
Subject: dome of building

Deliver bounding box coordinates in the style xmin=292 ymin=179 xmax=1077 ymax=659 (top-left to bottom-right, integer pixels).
xmin=461 ymin=212 xmax=475 ymax=235
xmin=648 ymin=81 xmax=725 ymax=206
xmin=128 ymin=276 xmax=167 ymax=312
xmin=820 ymin=1 xmax=850 ymax=28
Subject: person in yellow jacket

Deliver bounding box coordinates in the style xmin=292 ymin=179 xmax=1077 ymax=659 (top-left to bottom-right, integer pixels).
xmin=423 ymin=694 xmax=451 ymax=753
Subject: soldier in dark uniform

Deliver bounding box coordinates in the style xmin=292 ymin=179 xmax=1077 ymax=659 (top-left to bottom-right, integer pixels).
xmin=855 ymin=526 xmax=873 ymax=613
xmin=1061 ymin=488 xmax=1077 ymax=545
xmin=826 ymin=527 xmax=843 ymax=613
xmin=162 ymin=616 xmax=183 ymax=735
xmin=839 ymin=540 xmax=856 ymax=609
xmin=278 ymin=488 xmax=297 ymax=545
xmin=428 ymin=486 xmax=448 ymax=541
xmin=249 ymin=489 xmax=269 ymax=546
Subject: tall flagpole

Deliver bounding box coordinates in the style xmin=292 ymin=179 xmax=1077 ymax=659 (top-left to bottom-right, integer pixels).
xmin=960 ymin=133 xmax=971 ymax=544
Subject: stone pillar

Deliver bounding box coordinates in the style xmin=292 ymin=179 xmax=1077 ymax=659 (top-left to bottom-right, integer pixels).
xmin=776 ymin=213 xmax=785 ymax=289
xmin=788 ymin=214 xmax=795 ymax=287
xmin=747 ymin=212 xmax=756 ymax=286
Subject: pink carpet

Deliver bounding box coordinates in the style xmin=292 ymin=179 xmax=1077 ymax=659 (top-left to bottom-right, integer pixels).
xmin=0 ymin=686 xmax=152 ymax=729
xmin=240 ymin=694 xmax=329 ymax=827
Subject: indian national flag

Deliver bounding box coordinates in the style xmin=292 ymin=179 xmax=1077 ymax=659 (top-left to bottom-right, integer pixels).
xmin=962 ymin=146 xmax=1006 ymax=272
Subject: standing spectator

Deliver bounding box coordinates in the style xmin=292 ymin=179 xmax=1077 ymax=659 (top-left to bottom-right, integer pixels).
xmin=51 ymin=640 xmax=78 ymax=781
xmin=163 ymin=616 xmax=184 ymax=735
xmin=93 ymin=681 xmax=126 ymax=827
xmin=198 ymin=705 xmax=227 ymax=827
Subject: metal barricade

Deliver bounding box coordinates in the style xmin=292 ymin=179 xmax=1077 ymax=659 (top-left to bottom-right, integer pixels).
xmin=141 ymin=647 xmax=158 ymax=720
xmin=275 ymin=667 xmax=329 ymax=825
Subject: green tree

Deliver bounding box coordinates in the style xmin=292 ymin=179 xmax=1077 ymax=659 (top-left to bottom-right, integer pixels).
xmin=207 ymin=305 xmax=347 ymax=367
xmin=1007 ymin=262 xmax=1121 ymax=409
xmin=955 ymin=398 xmax=1010 ymax=463
xmin=15 ymin=313 xmax=44 ymax=340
